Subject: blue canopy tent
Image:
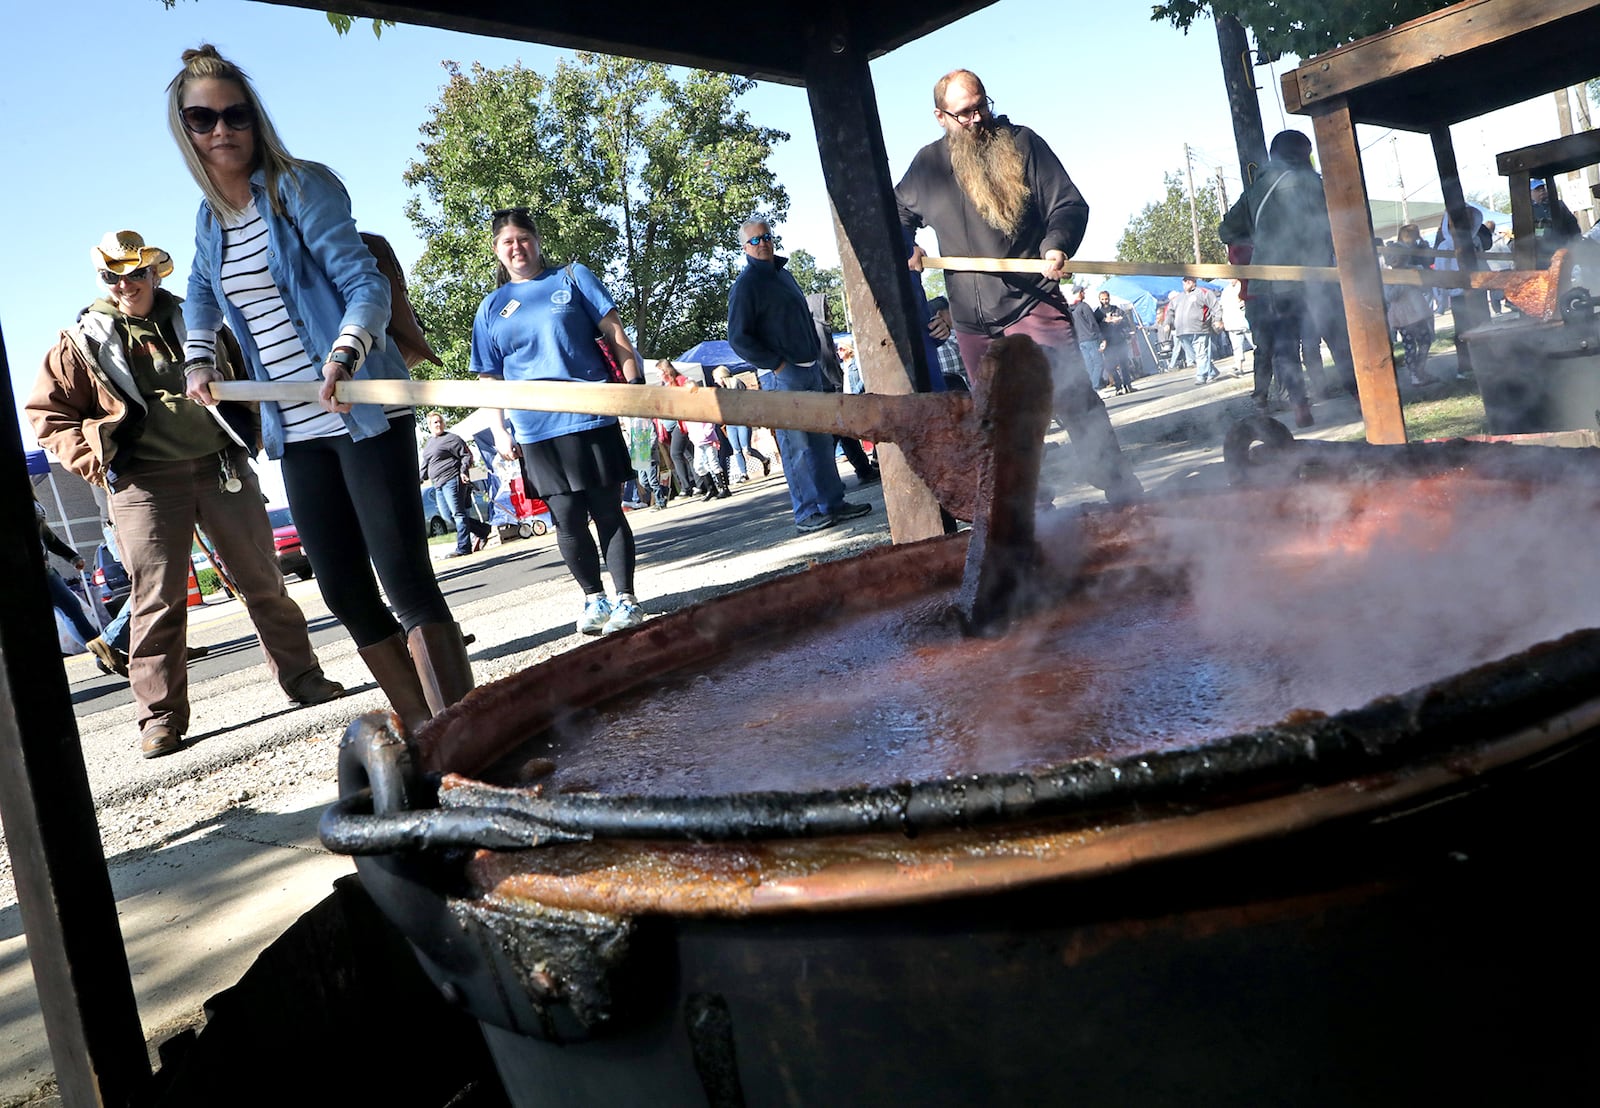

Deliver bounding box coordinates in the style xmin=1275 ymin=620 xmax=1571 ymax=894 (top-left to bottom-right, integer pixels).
xmin=676 ymin=340 xmax=755 ymax=384
xmin=1090 ymin=275 xmax=1225 ymax=326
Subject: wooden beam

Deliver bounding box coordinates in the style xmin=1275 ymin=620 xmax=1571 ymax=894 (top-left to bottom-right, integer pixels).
xmin=0 ymin=329 xmax=151 ymax=1105
xmin=1432 ymin=124 xmax=1494 ymax=375
xmin=1283 ymin=0 xmax=1592 ymax=114
xmin=805 ymin=13 xmax=944 ymax=543
xmin=1313 ymin=105 xmax=1405 ymax=445
xmin=923 ymin=254 xmax=1536 ymax=291
xmin=1496 ymin=127 xmax=1600 ymax=177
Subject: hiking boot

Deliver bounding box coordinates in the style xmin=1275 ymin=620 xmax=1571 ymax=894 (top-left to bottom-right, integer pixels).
xmin=140 ymin=725 xmax=181 ymax=759
xmin=795 ymin=513 xmax=837 ymax=534
xmin=86 ymin=636 xmax=128 ymax=678
xmin=578 ymin=596 xmax=613 ymax=636
xmin=286 ymin=671 xmax=346 ymax=706
xmin=832 ymin=501 xmax=873 ymax=521
xmin=1293 ymin=401 xmax=1315 ymax=428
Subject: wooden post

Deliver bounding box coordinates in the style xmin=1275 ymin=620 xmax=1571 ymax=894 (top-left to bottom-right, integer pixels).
xmin=1311 ymin=104 xmax=1406 ymax=444
xmin=804 ymin=13 xmax=945 ymax=543
xmin=1431 ymin=125 xmax=1493 ymax=376
xmin=0 ymin=326 xmax=151 ymax=1105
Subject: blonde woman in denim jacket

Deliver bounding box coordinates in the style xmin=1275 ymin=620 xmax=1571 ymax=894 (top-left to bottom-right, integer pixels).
xmin=168 ymin=44 xmax=470 ymax=734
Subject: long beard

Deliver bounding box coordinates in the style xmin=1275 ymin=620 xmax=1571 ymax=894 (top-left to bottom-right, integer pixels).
xmin=948 ymin=123 xmax=1030 ymax=238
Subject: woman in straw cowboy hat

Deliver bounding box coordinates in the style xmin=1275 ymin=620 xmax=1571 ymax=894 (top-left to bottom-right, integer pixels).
xmin=27 ymin=230 xmax=344 ymax=759
xmin=167 ymin=44 xmax=472 ymax=733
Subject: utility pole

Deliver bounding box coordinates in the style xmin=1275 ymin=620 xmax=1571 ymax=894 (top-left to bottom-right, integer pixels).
xmin=1183 ymin=143 xmax=1202 ymax=264
xmin=1216 ymin=168 xmax=1229 ymax=209
xmin=1392 ymin=136 xmax=1408 ymax=226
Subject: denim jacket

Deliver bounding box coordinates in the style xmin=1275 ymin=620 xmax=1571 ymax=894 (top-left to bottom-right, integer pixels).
xmin=183 ymin=162 xmax=407 ymax=458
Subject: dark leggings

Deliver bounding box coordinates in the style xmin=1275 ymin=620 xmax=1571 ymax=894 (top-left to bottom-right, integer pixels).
xmin=668 ymin=427 xmax=695 ymax=495
xmin=281 ymin=416 xmax=454 ymax=646
xmin=546 ymin=485 xmax=635 ymax=597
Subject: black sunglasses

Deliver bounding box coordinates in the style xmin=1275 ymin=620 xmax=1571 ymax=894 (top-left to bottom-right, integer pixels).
xmin=491 ymin=206 xmax=532 ymax=225
xmin=99 ymin=267 xmax=150 ymax=285
xmin=747 ymin=233 xmax=775 ymax=246
xmin=180 ymin=103 xmax=256 ymax=135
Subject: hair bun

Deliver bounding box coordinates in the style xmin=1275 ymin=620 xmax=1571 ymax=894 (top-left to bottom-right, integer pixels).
xmin=181 ymin=43 xmax=223 ymax=64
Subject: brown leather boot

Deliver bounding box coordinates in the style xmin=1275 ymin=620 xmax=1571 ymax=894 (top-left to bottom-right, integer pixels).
xmin=357 ymin=633 xmax=432 ymax=734
xmin=407 ymin=622 xmax=476 ymax=718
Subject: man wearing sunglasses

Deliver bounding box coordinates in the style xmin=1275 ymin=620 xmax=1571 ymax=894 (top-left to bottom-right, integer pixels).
xmin=895 ymin=69 xmax=1141 ymax=505
xmin=727 ymin=219 xmax=874 ymax=534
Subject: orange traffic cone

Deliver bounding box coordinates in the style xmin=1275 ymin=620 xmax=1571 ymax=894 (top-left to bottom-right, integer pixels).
xmin=186 ymin=562 xmax=204 ymax=607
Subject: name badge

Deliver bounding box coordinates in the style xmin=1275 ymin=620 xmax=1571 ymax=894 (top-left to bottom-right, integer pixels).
xmin=499 ymin=299 xmax=521 ymax=318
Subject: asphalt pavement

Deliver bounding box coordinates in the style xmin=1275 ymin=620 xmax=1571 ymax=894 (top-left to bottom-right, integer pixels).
xmin=0 ymin=350 xmax=1375 ymax=1104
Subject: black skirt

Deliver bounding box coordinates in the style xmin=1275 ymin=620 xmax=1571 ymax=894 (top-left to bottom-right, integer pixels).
xmin=517 ymin=423 xmax=632 ymax=499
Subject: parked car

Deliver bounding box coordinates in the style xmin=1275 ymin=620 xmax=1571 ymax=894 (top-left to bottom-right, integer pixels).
xmin=91 ymin=542 xmax=132 ymax=618
xmin=421 ymin=485 xmax=452 ymax=537
xmin=421 ymin=484 xmax=493 ymax=538
xmin=266 ymin=507 xmax=314 ymax=581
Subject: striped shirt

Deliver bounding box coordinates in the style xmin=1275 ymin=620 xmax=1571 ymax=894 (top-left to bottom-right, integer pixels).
xmin=186 ymin=200 xmax=405 ymax=441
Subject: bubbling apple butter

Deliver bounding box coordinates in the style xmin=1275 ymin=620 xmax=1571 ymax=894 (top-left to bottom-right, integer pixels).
xmin=486 ymin=474 xmax=1600 ymax=799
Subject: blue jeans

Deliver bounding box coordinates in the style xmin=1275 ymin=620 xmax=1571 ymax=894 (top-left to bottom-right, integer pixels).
xmin=1177 ymin=333 xmax=1214 ymax=380
xmin=767 ymin=361 xmax=846 ymax=523
xmin=103 ymin=592 xmax=133 ymax=651
xmin=49 ymin=573 xmax=99 ymax=644
xmin=440 ymin=475 xmax=491 ymax=554
xmin=724 ymin=425 xmax=751 ymax=479
xmin=1077 ymin=340 xmax=1106 ymax=387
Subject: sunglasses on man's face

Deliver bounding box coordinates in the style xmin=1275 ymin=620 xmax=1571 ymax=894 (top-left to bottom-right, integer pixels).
xmin=180 ymin=103 xmax=255 ymax=135
xmin=99 ymin=267 xmax=150 ymax=286
xmin=747 ymin=233 xmax=775 ymax=246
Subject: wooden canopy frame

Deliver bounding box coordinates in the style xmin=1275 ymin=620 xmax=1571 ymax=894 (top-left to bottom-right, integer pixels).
xmin=1282 ymin=0 xmax=1600 ymax=444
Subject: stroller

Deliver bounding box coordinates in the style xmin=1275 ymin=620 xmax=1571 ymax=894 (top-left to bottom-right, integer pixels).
xmin=507 ymin=476 xmax=554 ymax=539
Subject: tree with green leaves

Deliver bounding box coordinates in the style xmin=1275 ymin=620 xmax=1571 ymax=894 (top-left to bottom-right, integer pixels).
xmin=1116 ymin=172 xmax=1228 ymax=266
xmin=1151 ymin=1 xmax=1455 ymax=62
xmin=786 ymin=249 xmax=848 ymax=332
xmin=403 ymin=54 xmax=790 ymax=376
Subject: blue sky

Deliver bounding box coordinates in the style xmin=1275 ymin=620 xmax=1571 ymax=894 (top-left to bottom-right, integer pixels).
xmin=1 ymin=0 xmax=1571 ymax=452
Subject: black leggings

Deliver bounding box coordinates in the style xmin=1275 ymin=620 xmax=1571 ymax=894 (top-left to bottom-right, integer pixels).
xmin=546 ymin=485 xmax=635 ymax=597
xmin=281 ymin=417 xmax=454 ymax=646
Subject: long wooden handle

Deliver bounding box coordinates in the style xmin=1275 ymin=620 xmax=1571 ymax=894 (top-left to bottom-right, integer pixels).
xmin=208 ymin=377 xmax=966 ymax=446
xmin=923 ymin=254 xmax=1542 ymax=291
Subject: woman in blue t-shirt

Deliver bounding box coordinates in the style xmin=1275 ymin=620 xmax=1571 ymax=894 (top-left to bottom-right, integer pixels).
xmin=471 ymin=207 xmax=646 ymax=636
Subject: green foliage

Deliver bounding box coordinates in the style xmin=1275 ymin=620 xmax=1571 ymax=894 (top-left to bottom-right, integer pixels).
xmin=786 ymin=249 xmax=848 ymax=332
xmin=1115 ymin=171 xmax=1228 ymax=265
xmin=402 ymin=55 xmax=790 ymax=372
xmin=326 ymin=13 xmax=396 ymax=38
xmin=1150 ymin=1 xmax=1456 ymax=62
xmin=196 ymin=568 xmax=222 ymax=595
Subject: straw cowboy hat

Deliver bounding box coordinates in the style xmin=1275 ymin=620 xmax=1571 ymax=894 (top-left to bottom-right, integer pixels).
xmin=91 ymin=230 xmax=174 ymax=278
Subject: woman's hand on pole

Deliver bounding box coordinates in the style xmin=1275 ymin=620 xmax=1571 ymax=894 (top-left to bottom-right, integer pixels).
xmin=184 ymin=364 xmax=223 ymax=406
xmin=319 ymin=361 xmax=352 ymax=414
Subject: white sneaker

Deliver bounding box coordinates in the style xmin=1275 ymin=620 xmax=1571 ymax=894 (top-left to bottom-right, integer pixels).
xmin=577 ymin=596 xmax=613 ymax=636
xmin=602 ymin=599 xmax=643 ymax=634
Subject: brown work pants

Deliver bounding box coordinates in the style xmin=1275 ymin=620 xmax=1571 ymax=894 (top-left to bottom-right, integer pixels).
xmin=109 ymin=450 xmax=320 ymax=736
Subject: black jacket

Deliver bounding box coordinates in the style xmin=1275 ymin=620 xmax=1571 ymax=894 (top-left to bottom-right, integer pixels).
xmin=896 ymin=119 xmax=1088 ymax=336
xmin=727 ymin=255 xmax=820 ymax=372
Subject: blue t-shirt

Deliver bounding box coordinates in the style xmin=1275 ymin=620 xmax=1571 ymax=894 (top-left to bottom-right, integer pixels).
xmin=470 ymin=263 xmax=619 ymax=445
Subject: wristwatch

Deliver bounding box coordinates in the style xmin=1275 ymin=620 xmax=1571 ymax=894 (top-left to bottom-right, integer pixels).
xmin=327 ymin=348 xmax=358 ymax=372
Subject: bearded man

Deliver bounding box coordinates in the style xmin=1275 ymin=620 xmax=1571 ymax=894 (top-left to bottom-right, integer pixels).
xmin=895 ymin=69 xmax=1141 ymax=504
